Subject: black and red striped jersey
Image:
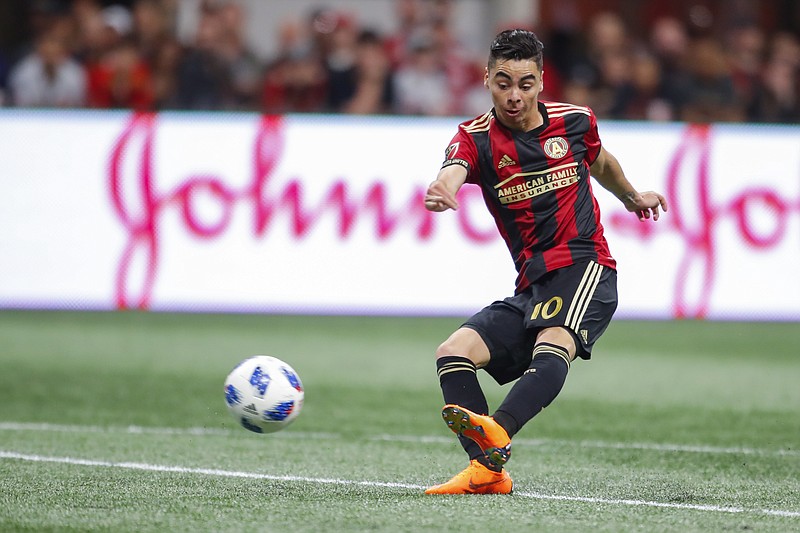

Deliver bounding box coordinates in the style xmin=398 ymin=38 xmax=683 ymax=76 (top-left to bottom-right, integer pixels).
xmin=442 ymin=101 xmax=617 ymax=294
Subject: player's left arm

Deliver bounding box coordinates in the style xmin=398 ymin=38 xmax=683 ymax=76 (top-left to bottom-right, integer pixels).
xmin=589 ymin=146 xmax=668 ymax=221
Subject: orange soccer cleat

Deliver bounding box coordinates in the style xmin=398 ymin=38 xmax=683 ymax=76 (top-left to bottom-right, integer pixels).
xmin=425 ymin=459 xmax=513 ymax=495
xmin=441 ymin=404 xmax=512 ymax=466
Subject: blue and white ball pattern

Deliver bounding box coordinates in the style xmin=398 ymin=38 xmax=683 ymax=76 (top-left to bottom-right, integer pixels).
xmin=224 ymin=355 xmax=304 ymax=433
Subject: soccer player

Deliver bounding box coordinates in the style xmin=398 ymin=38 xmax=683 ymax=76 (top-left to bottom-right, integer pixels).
xmin=423 ymin=29 xmax=667 ymax=495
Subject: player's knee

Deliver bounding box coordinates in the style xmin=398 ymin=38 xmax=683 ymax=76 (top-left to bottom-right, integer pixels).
xmin=433 ymin=328 xmax=489 ymax=366
xmin=536 ymin=326 xmax=577 ymax=360
xmin=434 ymin=336 xmax=458 ymax=358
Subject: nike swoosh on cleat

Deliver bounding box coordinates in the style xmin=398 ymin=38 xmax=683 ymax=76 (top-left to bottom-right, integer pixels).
xmin=468 ymin=477 xmax=505 ymax=490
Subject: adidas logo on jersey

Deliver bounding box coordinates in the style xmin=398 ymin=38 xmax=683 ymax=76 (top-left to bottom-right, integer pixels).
xmin=498 ymin=154 xmax=516 ymax=169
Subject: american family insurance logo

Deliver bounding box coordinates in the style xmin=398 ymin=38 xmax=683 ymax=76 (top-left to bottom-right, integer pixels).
xmin=494 ymin=162 xmax=580 ymax=205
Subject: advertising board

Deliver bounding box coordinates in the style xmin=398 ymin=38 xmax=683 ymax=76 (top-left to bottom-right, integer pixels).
xmin=1 ymin=111 xmax=798 ymax=319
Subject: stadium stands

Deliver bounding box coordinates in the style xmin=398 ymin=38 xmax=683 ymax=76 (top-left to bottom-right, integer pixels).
xmin=0 ymin=0 xmax=797 ymax=122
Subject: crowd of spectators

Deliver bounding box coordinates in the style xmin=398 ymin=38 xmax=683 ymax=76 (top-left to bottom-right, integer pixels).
xmin=0 ymin=0 xmax=798 ymax=123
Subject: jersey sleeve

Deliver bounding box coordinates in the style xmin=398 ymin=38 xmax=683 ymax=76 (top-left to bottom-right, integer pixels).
xmin=441 ymin=127 xmax=479 ymax=183
xmin=583 ymin=108 xmax=602 ymax=166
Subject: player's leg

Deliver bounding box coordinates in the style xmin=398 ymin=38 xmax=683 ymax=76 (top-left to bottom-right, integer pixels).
xmin=428 ymin=328 xmax=513 ymax=494
xmin=426 ymin=299 xmax=531 ymax=494
xmin=433 ymin=327 xmax=491 ymax=466
xmin=492 ymin=261 xmax=618 ymax=441
xmin=491 ymin=326 xmax=574 ymax=439
xmin=438 ymin=328 xmax=574 ymax=467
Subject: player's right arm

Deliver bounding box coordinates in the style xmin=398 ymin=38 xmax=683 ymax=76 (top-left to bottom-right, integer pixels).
xmin=424 ymin=164 xmax=468 ymax=212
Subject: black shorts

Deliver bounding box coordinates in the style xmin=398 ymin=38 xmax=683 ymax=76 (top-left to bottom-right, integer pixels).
xmin=462 ymin=261 xmax=618 ymax=385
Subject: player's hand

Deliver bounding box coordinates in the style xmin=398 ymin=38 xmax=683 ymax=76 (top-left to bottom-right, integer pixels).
xmin=625 ymin=191 xmax=668 ymax=221
xmin=424 ymin=180 xmax=459 ymax=211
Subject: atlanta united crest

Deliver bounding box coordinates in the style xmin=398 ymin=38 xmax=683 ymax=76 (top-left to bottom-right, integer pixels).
xmin=543 ymin=137 xmax=569 ymax=158
xmin=445 ymin=142 xmax=460 ymax=159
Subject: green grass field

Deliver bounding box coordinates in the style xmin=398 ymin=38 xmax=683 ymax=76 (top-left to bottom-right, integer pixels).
xmin=1 ymin=310 xmax=798 ymax=532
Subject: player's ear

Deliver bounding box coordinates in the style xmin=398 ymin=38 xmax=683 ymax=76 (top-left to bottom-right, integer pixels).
xmin=483 ymin=67 xmax=489 ymax=88
xmin=540 ymin=70 xmax=544 ymax=92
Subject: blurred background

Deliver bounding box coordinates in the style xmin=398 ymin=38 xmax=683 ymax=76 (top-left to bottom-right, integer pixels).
xmin=0 ymin=0 xmax=798 ymax=321
xmin=0 ymin=0 xmax=797 ymax=122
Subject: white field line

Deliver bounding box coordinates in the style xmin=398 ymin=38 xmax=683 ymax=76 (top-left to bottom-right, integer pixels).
xmin=1 ymin=421 xmax=798 ymax=458
xmin=0 ymin=422 xmax=338 ymax=440
xmin=1 ymin=450 xmax=798 ymax=519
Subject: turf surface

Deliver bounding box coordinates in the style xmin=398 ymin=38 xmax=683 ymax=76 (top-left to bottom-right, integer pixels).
xmin=0 ymin=311 xmax=798 ymax=532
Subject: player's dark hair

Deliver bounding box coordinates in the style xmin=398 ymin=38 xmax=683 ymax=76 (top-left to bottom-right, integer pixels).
xmin=489 ymin=29 xmax=544 ymax=72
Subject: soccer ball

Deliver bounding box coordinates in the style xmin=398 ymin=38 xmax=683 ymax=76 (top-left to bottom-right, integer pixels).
xmin=224 ymin=355 xmax=304 ymax=434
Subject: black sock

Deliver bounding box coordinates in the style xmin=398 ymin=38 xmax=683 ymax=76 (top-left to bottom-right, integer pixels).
xmin=492 ymin=343 xmax=570 ymax=438
xmin=436 ymin=355 xmax=488 ymax=462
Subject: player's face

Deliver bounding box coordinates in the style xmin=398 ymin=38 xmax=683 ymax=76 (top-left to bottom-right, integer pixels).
xmin=485 ymin=59 xmax=544 ymax=131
